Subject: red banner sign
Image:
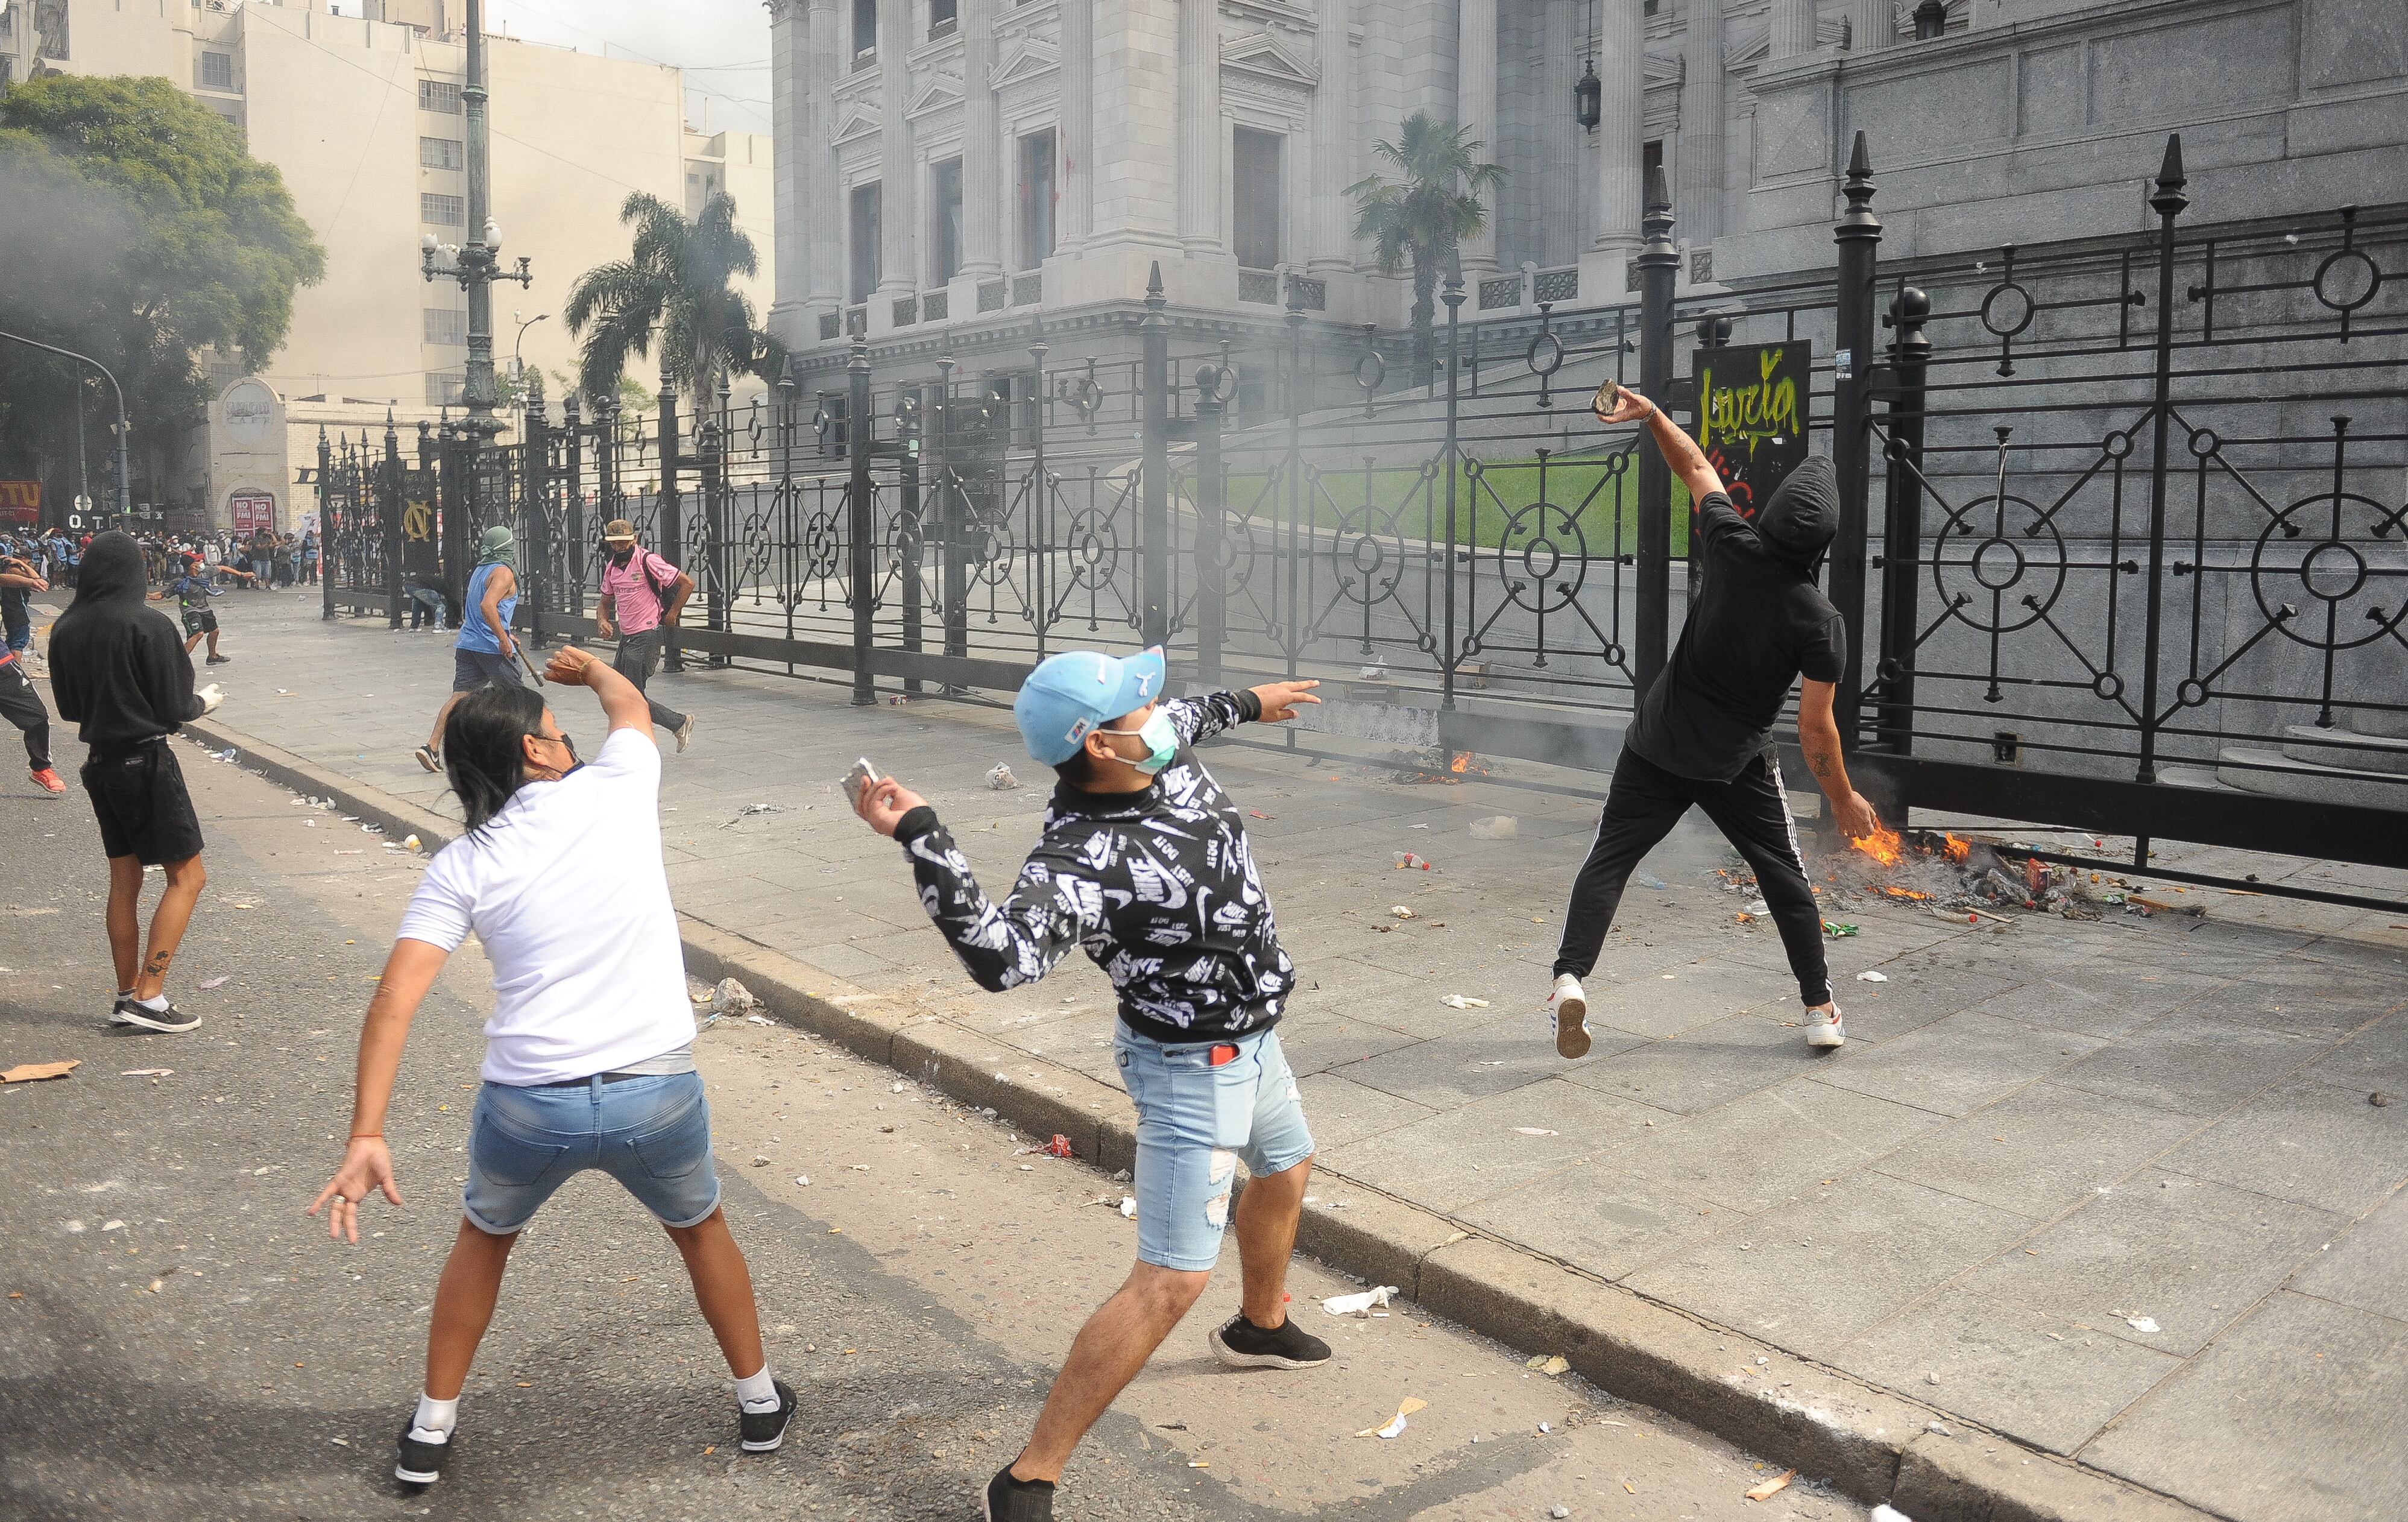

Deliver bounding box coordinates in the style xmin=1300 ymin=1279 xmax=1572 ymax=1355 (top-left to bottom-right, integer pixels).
xmin=0 ymin=481 xmax=38 ymax=525
xmin=229 ymin=491 xmax=276 ymax=536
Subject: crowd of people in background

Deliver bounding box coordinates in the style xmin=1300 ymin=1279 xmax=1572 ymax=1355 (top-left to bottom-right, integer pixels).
xmin=0 ymin=525 xmax=320 ymax=597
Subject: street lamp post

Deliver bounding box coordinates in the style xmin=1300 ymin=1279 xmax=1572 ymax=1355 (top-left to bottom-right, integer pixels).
xmin=420 ymin=0 xmax=531 ymax=438
xmin=511 ymin=310 xmax=550 ymax=439
xmin=0 ymin=327 xmax=132 ymax=520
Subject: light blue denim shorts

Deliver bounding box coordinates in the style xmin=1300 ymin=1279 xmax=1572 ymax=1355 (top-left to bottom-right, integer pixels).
xmin=1113 ymin=1023 xmax=1316 ymax=1272
xmin=462 ymin=1071 xmax=722 ymax=1236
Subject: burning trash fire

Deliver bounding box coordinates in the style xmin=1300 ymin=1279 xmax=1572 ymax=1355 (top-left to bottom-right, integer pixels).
xmin=1846 ymin=824 xmax=1905 ymax=868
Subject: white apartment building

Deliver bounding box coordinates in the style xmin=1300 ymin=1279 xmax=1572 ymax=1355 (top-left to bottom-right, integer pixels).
xmin=0 ymin=0 xmax=773 ymax=531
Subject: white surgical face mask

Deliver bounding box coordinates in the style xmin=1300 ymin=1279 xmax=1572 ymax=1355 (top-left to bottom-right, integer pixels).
xmin=1096 ymin=709 xmax=1178 ymax=774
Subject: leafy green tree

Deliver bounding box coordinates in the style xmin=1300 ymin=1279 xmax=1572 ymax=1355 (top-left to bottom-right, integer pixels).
xmin=564 ymin=191 xmax=781 ymax=409
xmin=0 ymin=75 xmax=324 ymax=513
xmin=1347 ymin=113 xmax=1505 ymax=377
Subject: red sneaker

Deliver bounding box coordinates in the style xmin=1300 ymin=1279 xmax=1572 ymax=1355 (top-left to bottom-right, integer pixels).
xmin=30 ymin=767 xmax=66 ymax=794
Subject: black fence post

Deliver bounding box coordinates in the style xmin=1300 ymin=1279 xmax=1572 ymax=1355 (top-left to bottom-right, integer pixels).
xmin=382 ymin=415 xmax=402 ymax=628
xmin=898 ymin=387 xmax=925 ymax=693
xmin=1876 ymin=285 xmax=1930 ymax=754
xmin=657 ymin=361 xmax=684 ymax=672
xmin=1441 ymin=256 xmax=1464 ymax=712
xmin=1140 ymin=261 xmax=1171 ymax=652
xmin=563 ymin=393 xmax=585 ymax=642
xmin=1829 ymin=130 xmax=1883 ymax=748
xmin=522 ymin=391 xmax=548 ymax=648
xmin=848 ymin=336 xmax=876 ymax=706
xmin=317 ymin=427 xmax=336 ymax=622
xmin=1284 ymin=288 xmax=1306 ymax=684
xmin=937 ymin=364 xmax=969 ymax=672
xmin=708 ymin=371 xmax=734 ymax=660
xmin=439 ymin=421 xmax=469 ymax=622
xmin=1193 ymin=363 xmax=1226 ymax=686
xmin=2135 ymin=134 xmax=2188 ymax=794
xmin=1633 ymin=164 xmax=1680 ymax=695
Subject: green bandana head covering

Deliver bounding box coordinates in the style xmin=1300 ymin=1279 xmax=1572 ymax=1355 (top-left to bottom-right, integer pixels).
xmin=478 ymin=524 xmax=517 ymax=569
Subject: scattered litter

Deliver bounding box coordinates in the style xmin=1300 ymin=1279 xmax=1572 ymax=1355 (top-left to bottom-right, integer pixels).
xmin=1537 ymin=1421 xmax=1552 ymax=1434
xmin=794 ymin=1175 xmax=811 ymax=1186
xmin=1395 ymin=852 xmax=1433 ymax=871
xmin=1821 ymin=921 xmax=1859 ymax=937
xmin=119 ymin=1069 xmax=174 ymax=1078
xmin=1118 ymin=1196 xmax=1137 ymax=1219
xmin=1469 ymin=815 xmax=1518 ymax=840
xmin=101 ymin=1219 xmax=125 ymax=1232
xmin=1511 ymin=1127 xmax=1559 ymax=1137
xmin=1634 ymin=870 xmax=1668 ymax=890
xmin=1525 ymin=1354 xmax=1570 ymax=1376
xmin=751 ymin=1155 xmax=771 ymax=1168
xmin=1744 ymin=1469 xmax=1797 ymax=1502
xmin=1550 ymin=1508 xmax=1570 ymax=1520
xmin=1745 ymin=899 xmax=1771 ymax=915
xmin=1322 ymin=1286 xmax=1399 ymax=1316
xmin=1357 ymin=1397 xmax=1426 ymax=1439
xmin=1250 ymin=809 xmax=1275 ymax=820
xmin=2125 ymin=1316 xmax=2160 ymax=1334
xmin=1856 ymin=970 xmax=1890 ymax=983
xmin=1439 ymin=994 xmax=1489 ymax=1009
xmin=2374 ymin=1092 xmax=2392 ymax=1108
xmin=692 ymin=978 xmax=757 ymax=1018
xmin=886 ymin=694 xmax=909 ymax=706
xmin=403 ymin=835 xmax=421 ymax=851
xmin=1044 ymin=1134 xmax=1074 ymax=1159
xmin=722 ymin=803 xmax=784 ymax=829
xmin=198 ymin=976 xmax=231 ymax=990
xmin=1390 ymin=905 xmax=1416 ymax=920
xmin=1926 ymin=1421 xmax=1953 ymax=1436
xmin=1871 ymin=1508 xmax=1915 ymax=1522
xmin=986 ymin=763 xmax=1020 ymax=791
xmin=1924 ymin=1371 xmax=1941 ymax=1385
xmin=1 ymin=1060 xmax=78 ymax=1084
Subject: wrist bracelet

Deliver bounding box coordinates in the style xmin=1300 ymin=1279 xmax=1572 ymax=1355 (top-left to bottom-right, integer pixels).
xmin=350 ymin=1132 xmax=383 ymax=1140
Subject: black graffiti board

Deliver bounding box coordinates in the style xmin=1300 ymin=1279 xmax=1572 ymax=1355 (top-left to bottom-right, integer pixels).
xmin=1689 ymin=341 xmax=1809 ymax=521
xmin=400 ymin=469 xmax=440 ymax=582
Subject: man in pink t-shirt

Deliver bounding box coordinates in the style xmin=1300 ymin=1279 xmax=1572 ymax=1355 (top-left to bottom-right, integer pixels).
xmin=593 ymin=520 xmax=698 ymax=752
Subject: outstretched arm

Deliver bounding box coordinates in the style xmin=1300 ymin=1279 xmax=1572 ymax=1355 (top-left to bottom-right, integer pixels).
xmin=309 ymin=938 xmax=451 ymax=1243
xmin=543 ymin=643 xmax=652 ymax=737
xmin=1798 ymin=678 xmax=1879 ymax=840
xmin=1593 ymin=382 xmax=1724 ymax=505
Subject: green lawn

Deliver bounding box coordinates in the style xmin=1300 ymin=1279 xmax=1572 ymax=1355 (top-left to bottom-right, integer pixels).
xmin=1218 ymin=456 xmax=1693 ymax=558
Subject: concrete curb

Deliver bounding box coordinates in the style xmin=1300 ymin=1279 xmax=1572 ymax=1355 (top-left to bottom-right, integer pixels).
xmin=181 ymin=715 xmax=2217 ymax=1522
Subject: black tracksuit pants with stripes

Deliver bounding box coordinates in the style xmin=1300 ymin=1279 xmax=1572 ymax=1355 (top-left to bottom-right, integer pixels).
xmin=1551 ymin=746 xmax=1833 ymax=1007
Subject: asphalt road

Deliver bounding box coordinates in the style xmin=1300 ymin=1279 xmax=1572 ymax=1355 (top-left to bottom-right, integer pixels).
xmin=1 ymin=703 xmax=1856 ymax=1522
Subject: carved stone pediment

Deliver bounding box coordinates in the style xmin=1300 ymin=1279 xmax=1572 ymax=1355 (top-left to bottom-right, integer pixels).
xmin=1223 ymin=29 xmax=1319 ymax=89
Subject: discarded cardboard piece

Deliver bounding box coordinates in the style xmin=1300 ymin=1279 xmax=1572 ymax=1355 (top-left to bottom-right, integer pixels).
xmin=1744 ymin=1468 xmax=1797 ymax=1501
xmin=1323 ymin=1286 xmax=1399 ymax=1315
xmin=1358 ymin=1397 xmax=1426 ymax=1438
xmin=2 ymin=1060 xmax=80 ymax=1083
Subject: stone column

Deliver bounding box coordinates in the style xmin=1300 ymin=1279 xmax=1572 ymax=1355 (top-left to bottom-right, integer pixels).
xmin=805 ymin=0 xmax=843 ymax=317
xmin=1588 ymin=0 xmax=1641 ymax=259
xmin=1540 ymin=0 xmax=1575 ymax=268
xmin=767 ymin=0 xmax=808 ymax=335
xmin=1677 ymin=0 xmax=1723 ymax=245
xmin=1457 ymin=0 xmax=1499 ymax=271
xmin=1307 ymin=0 xmax=1354 ymax=274
xmin=1058 ymin=0 xmax=1094 ymax=251
xmin=1177 ymin=0 xmax=1221 ymax=251
xmin=1770 ymin=0 xmax=1817 ymax=59
xmin=875 ymin=0 xmax=916 ymax=297
xmin=1849 ymin=0 xmax=1891 ymax=50
xmin=1088 ymin=0 xmax=1179 ymax=253
xmin=962 ymin=0 xmax=1002 ymax=277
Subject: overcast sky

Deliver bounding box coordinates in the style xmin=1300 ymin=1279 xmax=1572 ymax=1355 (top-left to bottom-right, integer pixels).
xmin=482 ymin=0 xmax=774 ymax=137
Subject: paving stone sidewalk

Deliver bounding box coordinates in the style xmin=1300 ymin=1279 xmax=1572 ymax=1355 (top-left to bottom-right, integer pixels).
xmin=49 ymin=590 xmax=2407 ymax=1522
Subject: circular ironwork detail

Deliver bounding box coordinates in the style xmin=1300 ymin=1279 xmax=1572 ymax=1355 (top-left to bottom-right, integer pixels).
xmin=2176 ymin=678 xmax=2211 ymax=708
xmin=1525 ymin=330 xmax=1566 ymax=378
xmin=1932 ymin=493 xmax=2063 ymax=635
xmin=2252 ymin=490 xmax=2407 ymax=651
xmin=2312 ymin=247 xmax=2382 ymax=314
xmin=2186 ymin=426 xmax=2220 ymax=460
xmin=1328 ymin=502 xmax=1405 ymax=607
xmin=2093 ymin=671 xmax=2125 ymax=701
xmin=2102 ymin=430 xmax=2134 ymax=462
xmin=1495 ymin=499 xmax=1589 ymax=614
xmin=1979 ymin=282 xmax=2036 ymax=339
xmin=1354 ymin=350 xmax=1388 ymax=393
xmin=801 ymin=507 xmax=843 ymax=584
xmin=1062 ymin=511 xmax=1122 ymax=588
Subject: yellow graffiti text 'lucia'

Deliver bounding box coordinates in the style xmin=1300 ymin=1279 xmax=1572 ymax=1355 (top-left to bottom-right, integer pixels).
xmin=1697 ymin=348 xmax=1800 ymax=453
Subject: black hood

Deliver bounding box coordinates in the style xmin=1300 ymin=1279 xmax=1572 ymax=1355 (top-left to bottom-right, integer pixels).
xmin=1756 ymin=455 xmax=1838 ymax=569
xmin=59 ymin=531 xmax=148 ymax=617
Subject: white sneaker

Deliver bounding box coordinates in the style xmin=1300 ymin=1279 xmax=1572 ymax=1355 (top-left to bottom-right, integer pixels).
xmin=1805 ymin=1005 xmax=1845 ymax=1049
xmin=1549 ymin=972 xmax=1592 ymax=1059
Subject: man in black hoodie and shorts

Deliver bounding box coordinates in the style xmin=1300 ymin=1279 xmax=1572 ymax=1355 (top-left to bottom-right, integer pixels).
xmin=1546 ymin=385 xmax=1883 ymax=1058
xmin=48 ymin=531 xmax=225 ymax=1034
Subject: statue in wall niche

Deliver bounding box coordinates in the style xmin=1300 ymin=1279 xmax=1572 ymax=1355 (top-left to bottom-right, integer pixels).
xmin=34 ymin=0 xmax=68 ymax=61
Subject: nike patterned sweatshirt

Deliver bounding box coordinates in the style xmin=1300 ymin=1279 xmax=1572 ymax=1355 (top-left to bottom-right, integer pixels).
xmin=891 ymin=689 xmax=1296 ymax=1045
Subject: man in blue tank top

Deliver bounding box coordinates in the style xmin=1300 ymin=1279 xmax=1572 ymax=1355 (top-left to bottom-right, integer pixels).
xmin=415 ymin=526 xmax=527 ymax=773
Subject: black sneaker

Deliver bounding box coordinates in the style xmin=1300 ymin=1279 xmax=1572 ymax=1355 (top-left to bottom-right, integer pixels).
xmin=109 ymin=994 xmax=137 ymax=1027
xmin=116 ymin=1000 xmax=200 ymax=1034
xmin=982 ymin=1464 xmax=1056 ymax=1522
xmin=414 ymin=744 xmax=440 ymax=773
xmin=394 ymin=1423 xmax=450 ymax=1486
xmin=206 ymin=653 xmax=231 ymax=665
xmin=737 ymin=1378 xmax=796 ymax=1453
xmin=1207 ymin=1312 xmax=1332 ymax=1371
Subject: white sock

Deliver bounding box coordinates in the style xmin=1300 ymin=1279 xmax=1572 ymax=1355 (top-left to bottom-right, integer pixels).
xmin=412 ymin=1394 xmax=458 ymax=1439
xmin=733 ymin=1365 xmax=780 ymax=1412
xmin=136 ymin=994 xmax=171 ymax=1012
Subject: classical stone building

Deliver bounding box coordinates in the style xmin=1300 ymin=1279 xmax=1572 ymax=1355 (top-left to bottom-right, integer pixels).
xmin=769 ymin=0 xmax=2404 ymax=385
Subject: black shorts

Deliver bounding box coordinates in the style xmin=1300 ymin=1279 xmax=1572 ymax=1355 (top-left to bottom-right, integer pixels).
xmin=81 ymin=741 xmax=205 ymax=866
xmin=181 ymin=608 xmax=219 ymax=636
xmin=452 ymin=648 xmax=524 ymax=692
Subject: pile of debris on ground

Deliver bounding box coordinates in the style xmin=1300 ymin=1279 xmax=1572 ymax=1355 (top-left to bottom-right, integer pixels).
xmin=1708 ymin=827 xmax=2208 ymax=927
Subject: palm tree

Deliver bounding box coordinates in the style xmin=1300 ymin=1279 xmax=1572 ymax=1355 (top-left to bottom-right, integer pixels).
xmin=564 ymin=190 xmax=783 ymax=408
xmin=1347 ymin=113 xmax=1505 ymax=376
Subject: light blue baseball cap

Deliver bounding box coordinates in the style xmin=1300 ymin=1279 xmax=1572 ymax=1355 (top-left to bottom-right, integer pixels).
xmin=1013 ymin=646 xmax=1167 ymax=765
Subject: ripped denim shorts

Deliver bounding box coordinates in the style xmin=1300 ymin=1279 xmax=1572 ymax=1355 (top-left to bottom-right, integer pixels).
xmin=1112 ymin=1022 xmax=1315 ymax=1272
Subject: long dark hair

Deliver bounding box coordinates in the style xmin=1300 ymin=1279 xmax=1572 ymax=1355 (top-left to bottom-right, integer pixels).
xmin=444 ymin=683 xmax=549 ymax=835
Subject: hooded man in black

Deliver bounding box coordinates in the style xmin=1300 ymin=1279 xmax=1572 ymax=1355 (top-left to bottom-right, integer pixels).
xmin=48 ymin=531 xmax=225 ymax=1034
xmin=1546 ymin=387 xmax=1883 ymax=1059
